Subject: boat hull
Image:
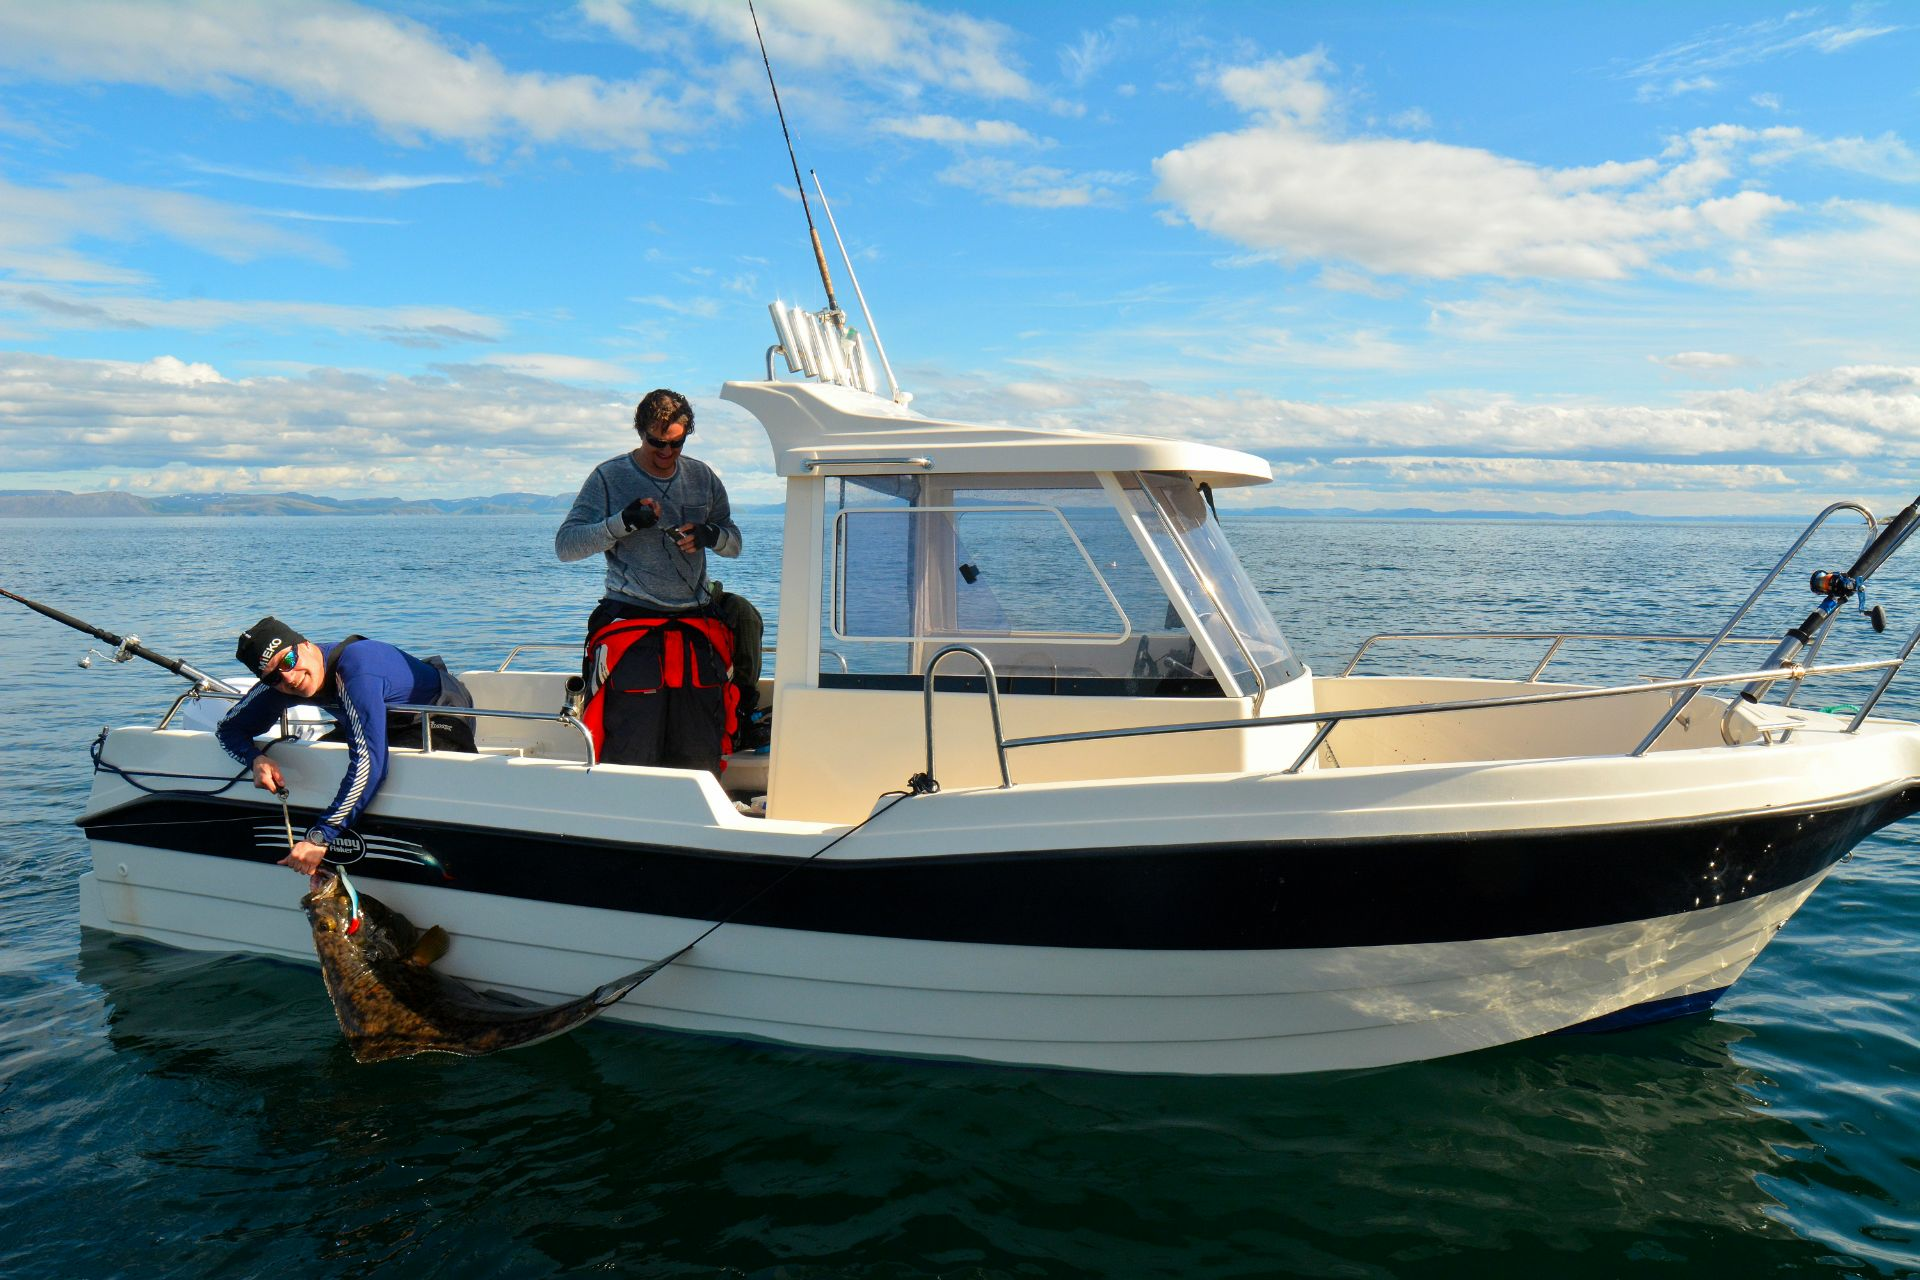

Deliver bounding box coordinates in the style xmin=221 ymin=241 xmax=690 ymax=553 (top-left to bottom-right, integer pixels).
xmin=77 ymin=762 xmax=1913 ymax=1074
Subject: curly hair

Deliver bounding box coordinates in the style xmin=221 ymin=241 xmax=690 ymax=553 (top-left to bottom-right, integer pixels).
xmin=633 ymin=389 xmax=694 ymax=436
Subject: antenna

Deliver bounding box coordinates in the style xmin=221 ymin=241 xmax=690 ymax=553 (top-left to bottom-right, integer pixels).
xmin=748 ymin=0 xmax=839 ymax=317
xmin=811 ymin=170 xmax=900 ymax=401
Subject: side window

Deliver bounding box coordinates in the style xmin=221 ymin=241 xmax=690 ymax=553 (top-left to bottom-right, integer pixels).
xmin=821 ymin=473 xmax=1225 ymax=694
xmin=833 ymin=506 xmax=1128 ymax=642
xmin=821 ymin=475 xmax=919 ymax=677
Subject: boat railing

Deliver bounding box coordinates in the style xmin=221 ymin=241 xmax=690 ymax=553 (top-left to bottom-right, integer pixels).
xmin=1342 ymin=502 xmax=1890 ymax=753
xmin=496 ymin=643 xmax=580 ymax=672
xmin=497 ymin=641 xmax=826 ymax=674
xmin=155 ymin=688 xmax=600 ymax=767
xmin=921 ymin=644 xmax=1012 ymax=789
xmin=978 ymin=648 xmax=1920 ymax=781
xmin=1340 ymin=631 xmax=1781 ymax=681
xmin=389 ymin=703 xmax=599 ymax=766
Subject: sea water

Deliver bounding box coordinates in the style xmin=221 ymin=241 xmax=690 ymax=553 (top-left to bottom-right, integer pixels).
xmin=1 ymin=513 xmax=1916 ymax=1278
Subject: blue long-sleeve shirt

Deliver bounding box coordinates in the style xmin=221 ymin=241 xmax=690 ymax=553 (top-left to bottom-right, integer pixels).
xmin=216 ymin=639 xmax=444 ymax=845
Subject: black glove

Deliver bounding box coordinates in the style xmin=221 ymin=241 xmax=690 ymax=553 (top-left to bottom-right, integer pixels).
xmin=619 ymin=498 xmax=658 ymax=533
xmin=689 ymin=522 xmax=722 ymax=550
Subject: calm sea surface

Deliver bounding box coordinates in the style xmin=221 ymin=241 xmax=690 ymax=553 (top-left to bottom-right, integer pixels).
xmin=2 ymin=513 xmax=1917 ymax=1278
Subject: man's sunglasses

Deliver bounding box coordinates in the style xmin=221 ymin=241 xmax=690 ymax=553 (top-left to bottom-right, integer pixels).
xmin=269 ymin=646 xmax=300 ymax=682
xmin=642 ymin=432 xmax=687 ymax=452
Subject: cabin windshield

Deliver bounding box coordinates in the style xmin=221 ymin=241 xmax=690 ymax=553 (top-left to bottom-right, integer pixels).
xmin=820 ymin=472 xmax=1235 ymax=695
xmin=1130 ymin=473 xmax=1304 ymax=692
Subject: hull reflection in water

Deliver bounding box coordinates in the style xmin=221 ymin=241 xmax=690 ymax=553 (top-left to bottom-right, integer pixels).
xmin=72 ymin=932 xmax=1842 ymax=1275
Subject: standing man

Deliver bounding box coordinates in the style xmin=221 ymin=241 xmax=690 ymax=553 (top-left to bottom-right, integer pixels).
xmin=554 ymin=389 xmax=761 ymax=770
xmin=218 ymin=616 xmax=476 ymax=873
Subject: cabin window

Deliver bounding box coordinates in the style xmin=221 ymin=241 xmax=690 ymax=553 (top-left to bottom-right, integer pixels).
xmin=1129 ymin=473 xmax=1304 ymax=691
xmin=820 ymin=473 xmax=1228 ymax=695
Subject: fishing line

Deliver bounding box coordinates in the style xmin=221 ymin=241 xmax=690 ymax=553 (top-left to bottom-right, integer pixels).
xmin=83 ymin=813 xmax=273 ymax=831
xmin=630 ymin=789 xmax=916 ymax=985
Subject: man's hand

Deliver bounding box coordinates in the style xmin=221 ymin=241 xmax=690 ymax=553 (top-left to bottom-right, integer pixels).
xmin=673 ymin=521 xmax=720 ymax=552
xmin=251 ymin=756 xmax=286 ymax=794
xmin=279 ymin=839 xmax=328 ymax=874
xmin=620 ymin=497 xmax=661 ymax=533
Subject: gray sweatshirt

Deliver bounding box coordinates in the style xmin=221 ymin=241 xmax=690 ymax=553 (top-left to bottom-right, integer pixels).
xmin=554 ymin=451 xmax=742 ymax=610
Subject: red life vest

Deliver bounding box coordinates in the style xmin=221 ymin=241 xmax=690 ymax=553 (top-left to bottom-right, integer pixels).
xmin=581 ymin=615 xmax=739 ymax=770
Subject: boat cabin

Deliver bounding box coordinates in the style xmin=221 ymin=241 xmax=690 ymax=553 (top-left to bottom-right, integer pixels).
xmin=722 ymin=379 xmax=1322 ymax=823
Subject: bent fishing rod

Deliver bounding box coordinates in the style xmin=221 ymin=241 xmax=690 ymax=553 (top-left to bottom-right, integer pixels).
xmin=0 ymin=586 xmax=240 ymax=694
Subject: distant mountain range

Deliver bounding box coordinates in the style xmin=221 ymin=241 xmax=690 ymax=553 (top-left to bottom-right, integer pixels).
xmin=0 ymin=489 xmax=576 ymax=518
xmin=0 ymin=489 xmax=1800 ymax=523
xmin=1231 ymin=505 xmax=1804 ymax=523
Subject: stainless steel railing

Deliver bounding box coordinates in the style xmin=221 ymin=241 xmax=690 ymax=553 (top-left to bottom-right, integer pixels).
xmin=155 ymin=687 xmax=599 ymax=766
xmin=911 ymin=500 xmax=1920 ymax=785
xmin=496 ymin=643 xmax=581 ymax=672
xmin=996 ymin=652 xmax=1917 ymax=776
xmin=920 ymin=645 xmax=1012 ymax=788
xmin=1340 ymin=631 xmax=1780 ymax=680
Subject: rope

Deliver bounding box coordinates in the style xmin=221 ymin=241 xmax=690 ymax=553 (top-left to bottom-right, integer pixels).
xmin=87 ymin=721 xmax=921 ymax=979
xmin=633 ymin=788 xmax=916 ymax=985
xmin=90 ymin=729 xmax=252 ymax=797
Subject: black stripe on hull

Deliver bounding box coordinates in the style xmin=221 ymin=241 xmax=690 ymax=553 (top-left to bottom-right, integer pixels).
xmin=78 ymin=785 xmax=1920 ymax=949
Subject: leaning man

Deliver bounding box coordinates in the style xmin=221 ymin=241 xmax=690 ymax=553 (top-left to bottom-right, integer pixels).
xmin=217 ymin=616 xmax=476 ymax=874
xmin=555 ymin=388 xmax=757 ymax=770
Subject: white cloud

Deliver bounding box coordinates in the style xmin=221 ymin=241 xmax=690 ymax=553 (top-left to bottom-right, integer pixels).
xmin=1158 ymin=125 xmax=1673 ymax=279
xmin=1342 ymin=455 xmax=1794 ymax=492
xmin=1060 ymin=21 xmax=1135 ymax=89
xmin=0 ymin=285 xmax=505 ymax=346
xmin=1152 ymin=68 xmax=1920 ymax=284
xmin=479 ymin=353 xmax=648 ymax=383
xmin=1652 ymin=351 xmax=1746 ymax=372
xmin=1216 ymin=52 xmax=1335 ymax=128
xmin=1628 ymin=12 xmax=1904 ymax=82
xmin=1750 ymin=128 xmax=1920 ymax=182
xmin=8 ymin=347 xmax=1916 ymax=515
xmin=0 ymin=0 xmax=697 ymax=161
xmin=1714 ymin=200 xmax=1920 ymax=291
xmin=610 ymin=0 xmax=1033 ymax=101
xmin=937 ymin=156 xmax=1133 ymax=208
xmin=1637 ymin=75 xmax=1719 ymax=102
xmin=1751 ymin=92 xmax=1783 ymax=111
xmin=0 ymin=350 xmax=642 ymax=497
xmin=0 ymin=104 xmax=53 ymax=143
xmin=628 ymin=294 xmax=723 ymax=319
xmin=1315 ymin=268 xmax=1404 ymax=299
xmin=180 ymin=158 xmax=483 ymax=191
xmin=0 ymin=170 xmax=335 ymax=283
xmin=916 ymin=363 xmax=1920 ymax=473
xmin=877 ymin=115 xmax=1041 ymax=147
xmin=135 ymin=354 xmax=227 ymax=385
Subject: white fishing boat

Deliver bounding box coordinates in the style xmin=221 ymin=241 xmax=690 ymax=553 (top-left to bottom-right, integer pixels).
xmin=65 ymin=281 xmax=1920 ymax=1074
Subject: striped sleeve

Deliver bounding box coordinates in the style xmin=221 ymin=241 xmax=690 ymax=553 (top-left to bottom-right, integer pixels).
xmin=306 ymin=671 xmax=390 ymax=845
xmin=214 ymin=681 xmax=289 ymax=766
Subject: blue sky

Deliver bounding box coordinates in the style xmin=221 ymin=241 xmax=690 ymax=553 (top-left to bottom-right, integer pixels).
xmin=1 ymin=1 xmax=1916 ymax=515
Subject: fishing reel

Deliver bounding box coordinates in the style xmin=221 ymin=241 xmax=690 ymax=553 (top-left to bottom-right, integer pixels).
xmin=77 ymin=635 xmax=146 ymax=668
xmin=1809 ymin=571 xmax=1888 ymax=633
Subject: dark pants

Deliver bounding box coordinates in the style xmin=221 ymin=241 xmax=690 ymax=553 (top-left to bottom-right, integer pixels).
xmin=585 ymin=598 xmax=750 ymax=774
xmin=587 ymin=592 xmax=763 ymax=719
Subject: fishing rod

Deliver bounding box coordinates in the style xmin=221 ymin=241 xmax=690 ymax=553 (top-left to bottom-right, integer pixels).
xmin=1732 ymin=493 xmax=1920 ymax=713
xmin=748 ymin=0 xmax=839 ymax=317
xmin=0 ymin=586 xmax=241 ymax=694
